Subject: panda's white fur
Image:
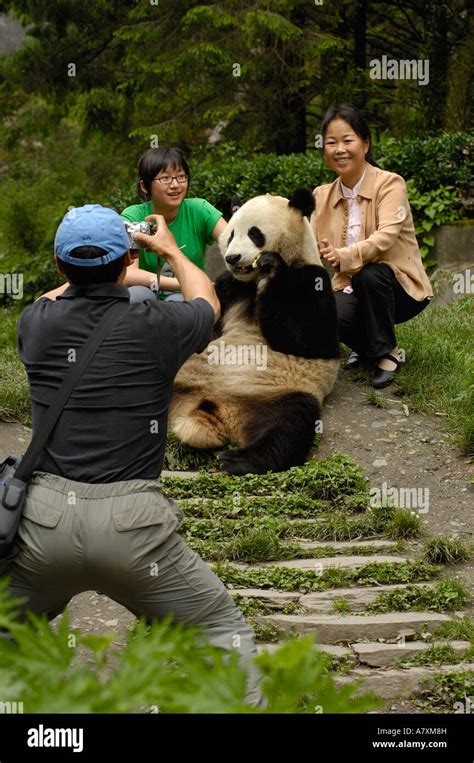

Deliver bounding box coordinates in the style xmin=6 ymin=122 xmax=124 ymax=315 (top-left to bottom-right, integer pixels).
xmin=169 ymin=189 xmax=340 ymax=475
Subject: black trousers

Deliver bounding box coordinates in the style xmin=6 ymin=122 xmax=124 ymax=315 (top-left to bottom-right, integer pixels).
xmin=334 ymin=262 xmax=430 ymax=361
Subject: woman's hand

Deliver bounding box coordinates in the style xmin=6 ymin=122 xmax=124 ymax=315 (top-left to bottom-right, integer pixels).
xmin=319 ymin=238 xmax=341 ymax=267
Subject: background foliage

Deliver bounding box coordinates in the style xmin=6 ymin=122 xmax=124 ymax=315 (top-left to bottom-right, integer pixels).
xmin=0 ymin=1 xmax=472 ymax=300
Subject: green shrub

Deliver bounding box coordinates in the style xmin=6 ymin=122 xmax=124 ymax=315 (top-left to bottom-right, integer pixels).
xmin=0 ymin=580 xmax=378 ymax=714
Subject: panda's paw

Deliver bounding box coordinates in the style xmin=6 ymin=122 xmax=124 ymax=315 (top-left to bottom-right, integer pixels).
xmin=257 ymin=252 xmax=285 ymax=278
xmin=216 ymin=448 xmax=256 ymax=476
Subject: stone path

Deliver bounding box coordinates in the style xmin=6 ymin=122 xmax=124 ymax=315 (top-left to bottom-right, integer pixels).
xmin=0 ymin=370 xmax=472 ymax=714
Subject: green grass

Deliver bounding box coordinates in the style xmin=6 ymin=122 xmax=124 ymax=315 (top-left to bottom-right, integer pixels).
xmin=188 ymin=531 xmax=400 ymax=564
xmin=332 ymin=597 xmax=351 ymax=614
xmin=178 ymin=495 xmax=335 ymax=520
xmin=432 ymin=616 xmax=474 ymax=645
xmin=367 ymin=579 xmax=470 ymax=613
xmin=364 ymin=390 xmax=388 ymax=408
xmin=419 ymin=669 xmax=474 ymax=711
xmin=0 ymin=346 xmax=30 ymax=425
xmin=395 ymin=643 xmax=474 ymax=667
xmin=386 ymin=509 xmax=423 ymax=539
xmin=161 ymin=452 xmax=369 ymax=500
xmin=423 ymin=536 xmax=472 ymax=565
xmin=395 ymin=295 xmax=474 ymax=456
xmin=214 ymin=559 xmax=440 ymax=593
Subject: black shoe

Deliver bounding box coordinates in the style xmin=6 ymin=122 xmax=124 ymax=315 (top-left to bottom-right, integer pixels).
xmin=345 ymin=351 xmax=361 ymax=370
xmin=372 ymin=353 xmax=402 ymax=389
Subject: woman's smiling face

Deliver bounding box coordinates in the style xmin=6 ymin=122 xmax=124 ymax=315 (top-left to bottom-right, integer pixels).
xmin=323 ymin=118 xmax=369 ymax=186
xmin=143 ymin=164 xmax=189 ymax=212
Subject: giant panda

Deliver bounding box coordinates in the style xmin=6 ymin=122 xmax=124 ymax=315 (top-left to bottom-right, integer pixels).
xmin=169 ymin=187 xmax=340 ymax=475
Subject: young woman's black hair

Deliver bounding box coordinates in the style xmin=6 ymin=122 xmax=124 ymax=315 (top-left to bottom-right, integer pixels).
xmin=60 ymin=247 xmax=127 ymax=285
xmin=137 ymin=147 xmax=191 ymax=200
xmin=321 ymin=104 xmax=380 ymax=168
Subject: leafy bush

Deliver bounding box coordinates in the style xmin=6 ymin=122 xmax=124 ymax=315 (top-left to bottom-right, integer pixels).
xmin=405 ymin=182 xmax=463 ymax=265
xmin=0 ymin=580 xmax=378 ymax=714
xmin=374 ymin=132 xmax=473 ymax=195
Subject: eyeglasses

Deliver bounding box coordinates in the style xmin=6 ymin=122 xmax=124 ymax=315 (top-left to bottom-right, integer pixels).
xmin=153 ymin=173 xmax=188 ymax=185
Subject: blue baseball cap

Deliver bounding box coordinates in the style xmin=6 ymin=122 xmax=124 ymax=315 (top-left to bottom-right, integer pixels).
xmin=54 ymin=204 xmax=130 ymax=266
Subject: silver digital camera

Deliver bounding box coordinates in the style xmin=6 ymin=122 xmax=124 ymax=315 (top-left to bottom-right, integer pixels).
xmin=124 ymin=221 xmax=153 ymax=251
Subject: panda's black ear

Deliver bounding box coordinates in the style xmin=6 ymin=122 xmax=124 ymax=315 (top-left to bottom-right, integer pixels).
xmin=288 ymin=187 xmax=315 ymax=218
xmin=230 ymin=194 xmax=243 ymax=217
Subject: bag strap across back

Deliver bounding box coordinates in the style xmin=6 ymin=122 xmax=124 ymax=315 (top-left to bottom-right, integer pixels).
xmin=14 ymin=300 xmax=129 ymax=483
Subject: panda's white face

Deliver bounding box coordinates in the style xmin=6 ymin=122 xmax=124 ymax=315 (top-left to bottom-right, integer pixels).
xmin=218 ymin=194 xmax=320 ymax=282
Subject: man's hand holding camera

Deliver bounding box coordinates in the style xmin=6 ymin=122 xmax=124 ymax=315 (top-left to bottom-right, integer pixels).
xmin=132 ymin=214 xmax=181 ymax=262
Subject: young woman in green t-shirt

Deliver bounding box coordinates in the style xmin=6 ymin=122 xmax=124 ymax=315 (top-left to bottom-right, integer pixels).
xmin=121 ymin=147 xmax=227 ymax=301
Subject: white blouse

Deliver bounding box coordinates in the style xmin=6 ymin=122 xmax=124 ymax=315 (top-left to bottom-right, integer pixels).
xmin=341 ymin=171 xmax=366 ymax=247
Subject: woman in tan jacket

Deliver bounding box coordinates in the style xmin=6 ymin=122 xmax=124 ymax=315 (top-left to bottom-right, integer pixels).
xmin=311 ymin=104 xmax=433 ymax=388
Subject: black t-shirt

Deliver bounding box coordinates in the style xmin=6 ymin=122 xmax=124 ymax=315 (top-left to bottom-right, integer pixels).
xmin=17 ymin=283 xmax=214 ymax=483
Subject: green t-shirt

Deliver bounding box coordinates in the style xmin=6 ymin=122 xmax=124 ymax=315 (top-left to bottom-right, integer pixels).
xmin=121 ymin=198 xmax=222 ymax=299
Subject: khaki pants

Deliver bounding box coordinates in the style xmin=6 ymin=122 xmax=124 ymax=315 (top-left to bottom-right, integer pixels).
xmin=2 ymin=472 xmax=261 ymax=706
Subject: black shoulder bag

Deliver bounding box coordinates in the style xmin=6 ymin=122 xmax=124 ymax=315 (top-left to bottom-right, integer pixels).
xmin=0 ymin=300 xmax=128 ymax=559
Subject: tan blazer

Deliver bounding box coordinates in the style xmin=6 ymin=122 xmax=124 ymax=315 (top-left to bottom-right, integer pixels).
xmin=311 ymin=162 xmax=433 ymax=301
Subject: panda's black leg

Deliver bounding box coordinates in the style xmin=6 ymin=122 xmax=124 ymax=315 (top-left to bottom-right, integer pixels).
xmin=216 ymin=391 xmax=321 ymax=475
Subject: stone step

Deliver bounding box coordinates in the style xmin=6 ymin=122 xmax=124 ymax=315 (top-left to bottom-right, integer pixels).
xmin=296 ymin=539 xmax=398 ymax=551
xmin=253 ymin=612 xmax=453 ymax=643
xmin=257 ymin=643 xmax=354 ymax=659
xmin=335 ymin=663 xmax=474 ymax=700
xmin=160 ymin=470 xmax=201 ymax=479
xmin=256 ymin=555 xmax=410 ymax=572
xmin=231 ymin=583 xmax=440 ymax=613
xmin=352 ymin=640 xmax=471 ymax=667
xmin=299 ymin=583 xmax=438 ymax=613
xmin=231 ymin=589 xmax=301 ymax=607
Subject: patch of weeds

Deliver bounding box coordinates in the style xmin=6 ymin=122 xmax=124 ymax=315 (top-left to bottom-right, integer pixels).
xmin=161 ymin=452 xmax=368 ymax=501
xmin=231 ymin=594 xmax=271 ymax=617
xmin=179 ymin=494 xmax=332 ymax=520
xmin=336 ymin=493 xmax=371 ymax=513
xmin=386 ymin=509 xmax=423 ymax=539
xmin=282 ymin=601 xmax=300 ymax=615
xmin=432 ymin=616 xmax=474 ymax=645
xmin=331 ymin=597 xmax=351 ymax=614
xmin=394 ymin=643 xmax=474 ymax=667
xmin=325 ymin=654 xmax=355 ymax=675
xmin=250 ymin=621 xmax=281 ymax=643
xmin=419 ymin=669 xmax=474 ymax=712
xmin=353 ymin=560 xmax=439 ymax=586
xmin=365 ymin=390 xmax=388 ymax=409
xmin=163 ymin=431 xmax=220 ymax=472
xmin=423 ymin=536 xmax=472 ymax=565
xmin=213 ymin=560 xmax=439 ymax=593
xmin=368 ymin=579 xmax=470 ymax=613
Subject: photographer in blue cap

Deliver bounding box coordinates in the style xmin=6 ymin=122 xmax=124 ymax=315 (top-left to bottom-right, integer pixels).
xmin=7 ymin=204 xmax=262 ymax=706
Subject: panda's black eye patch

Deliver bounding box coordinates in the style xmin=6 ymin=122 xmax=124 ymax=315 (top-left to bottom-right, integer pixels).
xmin=227 ymin=230 xmax=234 ymax=246
xmin=248 ymin=226 xmax=266 ymax=248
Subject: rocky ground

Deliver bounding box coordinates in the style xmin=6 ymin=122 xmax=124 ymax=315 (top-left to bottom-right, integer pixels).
xmin=1 ymin=367 xmax=472 ymax=714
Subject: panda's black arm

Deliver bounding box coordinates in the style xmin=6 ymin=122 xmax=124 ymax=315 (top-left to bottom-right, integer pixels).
xmin=257 ymin=264 xmax=340 ymax=359
xmin=212 ymin=270 xmax=257 ymax=338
